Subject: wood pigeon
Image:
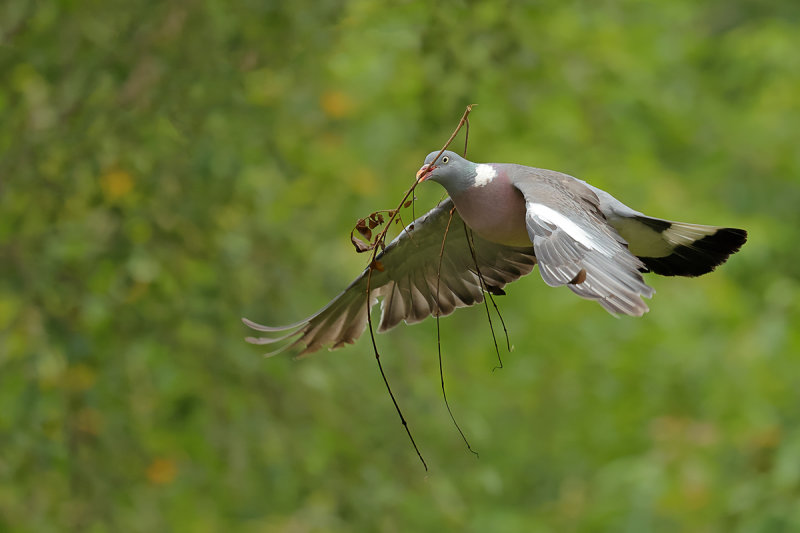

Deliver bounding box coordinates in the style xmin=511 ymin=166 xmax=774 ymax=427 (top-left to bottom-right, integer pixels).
xmin=245 ymin=150 xmax=746 ymax=355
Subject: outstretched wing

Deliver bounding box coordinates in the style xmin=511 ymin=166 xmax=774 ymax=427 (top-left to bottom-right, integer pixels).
xmin=244 ymin=198 xmax=536 ymax=356
xmin=508 ymin=166 xmax=655 ymax=316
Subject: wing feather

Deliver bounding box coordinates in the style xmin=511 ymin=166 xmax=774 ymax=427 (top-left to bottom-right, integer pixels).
xmin=509 ymin=167 xmax=654 ymax=316
xmin=244 ymin=198 xmax=536 ymax=356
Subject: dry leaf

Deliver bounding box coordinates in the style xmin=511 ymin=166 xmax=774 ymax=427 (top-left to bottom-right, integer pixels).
xmin=351 ymin=234 xmax=371 ymax=253
xmin=370 ymin=259 xmax=385 ymax=272
xmin=403 ymin=200 xmax=413 ymax=208
xmin=356 ymin=222 xmax=372 ymax=241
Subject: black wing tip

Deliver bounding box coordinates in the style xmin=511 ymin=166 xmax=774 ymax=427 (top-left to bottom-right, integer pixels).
xmin=639 ymin=227 xmax=747 ymax=277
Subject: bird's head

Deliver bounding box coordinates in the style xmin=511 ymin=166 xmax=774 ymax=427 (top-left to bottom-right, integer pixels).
xmin=416 ymin=150 xmax=478 ymax=195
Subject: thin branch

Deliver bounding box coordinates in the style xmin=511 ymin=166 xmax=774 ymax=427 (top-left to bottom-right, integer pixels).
xmin=435 ymin=206 xmax=478 ymax=457
xmin=425 ymin=104 xmax=477 ymax=177
xmin=465 ymin=229 xmax=513 ymax=354
xmin=361 ymin=105 xmax=476 ymax=471
xmin=459 ymin=118 xmax=512 ymax=355
xmin=365 ymin=267 xmax=428 ymax=470
xmin=353 ymin=105 xmax=476 ymax=257
xmin=463 ymin=224 xmax=509 ymax=371
xmin=487 ymin=290 xmax=512 ymax=353
xmin=463 ymin=117 xmax=470 ymax=157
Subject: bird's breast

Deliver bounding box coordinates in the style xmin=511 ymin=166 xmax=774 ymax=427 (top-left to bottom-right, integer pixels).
xmin=451 ymin=176 xmax=531 ymax=247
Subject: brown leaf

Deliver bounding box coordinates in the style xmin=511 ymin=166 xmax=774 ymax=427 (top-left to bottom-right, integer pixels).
xmin=377 ymin=213 xmax=384 ymax=224
xmin=370 ymin=259 xmax=385 ymax=272
xmin=403 ymin=199 xmax=413 ymax=208
xmin=368 ymin=217 xmax=379 ymax=229
xmin=357 ymin=225 xmax=372 ymax=240
xmin=351 ymin=234 xmax=371 ymax=253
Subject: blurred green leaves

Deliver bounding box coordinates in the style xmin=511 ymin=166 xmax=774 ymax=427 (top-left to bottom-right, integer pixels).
xmin=1 ymin=0 xmax=799 ymax=531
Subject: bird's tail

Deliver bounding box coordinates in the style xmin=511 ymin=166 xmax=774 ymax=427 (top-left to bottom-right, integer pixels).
xmin=616 ymin=215 xmax=747 ymax=277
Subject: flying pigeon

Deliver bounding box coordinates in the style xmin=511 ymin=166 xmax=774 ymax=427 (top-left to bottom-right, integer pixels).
xmin=244 ymin=150 xmax=746 ymax=355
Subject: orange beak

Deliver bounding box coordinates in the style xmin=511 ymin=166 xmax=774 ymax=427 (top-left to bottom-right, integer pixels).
xmin=416 ymin=164 xmax=436 ymax=182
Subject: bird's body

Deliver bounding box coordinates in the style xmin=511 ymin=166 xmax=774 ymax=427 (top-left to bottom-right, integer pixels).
xmin=245 ymin=151 xmax=747 ymax=355
xmin=450 ymin=165 xmax=530 ymax=246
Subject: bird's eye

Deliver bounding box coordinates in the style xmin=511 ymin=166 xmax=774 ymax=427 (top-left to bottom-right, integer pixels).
xmin=442 ymin=156 xmax=450 ymax=164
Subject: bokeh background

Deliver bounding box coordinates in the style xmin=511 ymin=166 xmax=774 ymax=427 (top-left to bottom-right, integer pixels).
xmin=2 ymin=1 xmax=799 ymax=531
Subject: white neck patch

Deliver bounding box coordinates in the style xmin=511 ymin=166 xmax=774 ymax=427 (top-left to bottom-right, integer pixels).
xmin=473 ymin=164 xmax=497 ymax=187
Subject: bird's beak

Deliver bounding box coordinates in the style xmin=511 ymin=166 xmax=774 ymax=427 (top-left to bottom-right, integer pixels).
xmin=416 ymin=164 xmax=436 ymax=182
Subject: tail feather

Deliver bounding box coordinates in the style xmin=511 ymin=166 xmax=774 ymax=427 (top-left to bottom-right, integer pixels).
xmin=628 ymin=216 xmax=747 ymax=277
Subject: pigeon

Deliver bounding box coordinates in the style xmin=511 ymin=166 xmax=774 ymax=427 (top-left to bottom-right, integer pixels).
xmin=244 ymin=150 xmax=746 ymax=356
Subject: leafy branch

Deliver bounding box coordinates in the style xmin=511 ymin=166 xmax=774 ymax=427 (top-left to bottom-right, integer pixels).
xmin=359 ymin=105 xmax=476 ymax=472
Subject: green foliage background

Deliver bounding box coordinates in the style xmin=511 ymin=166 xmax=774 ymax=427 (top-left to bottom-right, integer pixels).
xmin=2 ymin=1 xmax=799 ymax=531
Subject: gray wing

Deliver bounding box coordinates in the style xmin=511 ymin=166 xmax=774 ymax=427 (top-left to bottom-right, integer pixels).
xmin=243 ymin=198 xmax=536 ymax=356
xmin=509 ymin=167 xmax=654 ymax=316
